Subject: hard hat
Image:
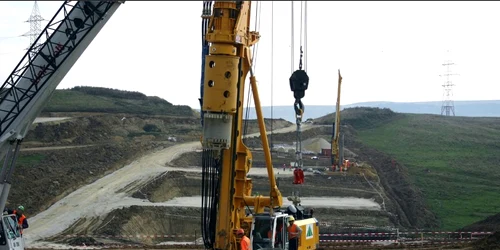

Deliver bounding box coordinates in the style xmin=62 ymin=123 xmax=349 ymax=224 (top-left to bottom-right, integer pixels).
xmin=289 ymin=216 xmax=295 ymax=221
xmin=236 ymin=229 xmax=244 ymax=235
xmin=17 ymin=205 xmax=24 ymax=211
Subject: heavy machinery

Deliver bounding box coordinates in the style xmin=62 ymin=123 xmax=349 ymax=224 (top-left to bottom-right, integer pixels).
xmin=0 ymin=1 xmax=124 ymax=249
xmin=199 ymin=1 xmax=319 ymax=250
xmin=0 ymin=1 xmax=318 ymax=250
xmin=331 ymin=70 xmax=349 ymax=172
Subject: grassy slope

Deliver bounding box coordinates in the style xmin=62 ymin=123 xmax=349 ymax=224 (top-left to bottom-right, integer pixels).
xmin=357 ymin=113 xmax=500 ymax=230
xmin=43 ymin=86 xmax=194 ymax=116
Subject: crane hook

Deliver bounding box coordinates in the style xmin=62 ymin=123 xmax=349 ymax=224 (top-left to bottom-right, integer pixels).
xmin=289 ymin=69 xmax=309 ymax=118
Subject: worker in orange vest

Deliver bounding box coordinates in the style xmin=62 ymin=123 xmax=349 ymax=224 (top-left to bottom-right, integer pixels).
xmin=6 ymin=205 xmax=29 ymax=234
xmin=288 ymin=216 xmax=302 ymax=250
xmin=236 ymin=228 xmax=250 ymax=250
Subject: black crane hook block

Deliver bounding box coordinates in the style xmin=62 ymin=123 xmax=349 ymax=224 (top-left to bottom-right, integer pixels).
xmin=289 ymin=69 xmax=309 ymax=100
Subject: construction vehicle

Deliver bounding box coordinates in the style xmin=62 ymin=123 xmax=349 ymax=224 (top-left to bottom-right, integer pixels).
xmin=0 ymin=1 xmax=318 ymax=250
xmin=331 ymin=70 xmax=350 ymax=172
xmin=0 ymin=1 xmax=124 ymax=249
xmin=199 ymin=1 xmax=319 ymax=250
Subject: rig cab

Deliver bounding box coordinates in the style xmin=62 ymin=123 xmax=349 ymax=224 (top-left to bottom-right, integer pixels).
xmin=250 ymin=206 xmax=319 ymax=250
xmin=250 ymin=213 xmax=290 ymax=250
xmin=0 ymin=214 xmax=24 ymax=250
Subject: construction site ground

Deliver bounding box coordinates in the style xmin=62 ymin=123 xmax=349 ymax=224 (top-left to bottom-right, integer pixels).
xmin=8 ymin=114 xmax=488 ymax=249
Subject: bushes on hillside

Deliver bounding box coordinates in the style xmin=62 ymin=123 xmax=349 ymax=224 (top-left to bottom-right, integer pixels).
xmin=143 ymin=124 xmax=161 ymax=133
xmin=72 ymin=86 xmax=150 ymax=101
xmin=43 ymin=87 xmax=193 ymax=116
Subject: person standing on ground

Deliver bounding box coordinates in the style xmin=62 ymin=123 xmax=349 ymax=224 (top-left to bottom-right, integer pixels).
xmin=288 ymin=216 xmax=302 ymax=250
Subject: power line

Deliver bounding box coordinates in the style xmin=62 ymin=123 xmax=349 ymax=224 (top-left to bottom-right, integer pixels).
xmin=0 ymin=36 xmax=23 ymax=41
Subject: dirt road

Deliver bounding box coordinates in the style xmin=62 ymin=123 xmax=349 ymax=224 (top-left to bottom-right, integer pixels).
xmin=21 ymin=145 xmax=94 ymax=152
xmin=25 ymin=141 xmax=200 ymax=246
xmin=33 ymin=117 xmax=71 ymax=123
xmin=143 ymin=196 xmax=381 ymax=210
xmin=24 ymin=124 xmax=321 ymax=247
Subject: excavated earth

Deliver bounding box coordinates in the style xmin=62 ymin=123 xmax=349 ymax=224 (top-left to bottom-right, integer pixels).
xmin=11 ymin=113 xmax=445 ymax=248
xmin=11 ymin=113 xmax=202 ymax=216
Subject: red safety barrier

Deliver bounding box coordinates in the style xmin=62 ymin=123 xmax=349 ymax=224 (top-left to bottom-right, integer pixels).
xmin=58 ymin=231 xmax=494 ymax=239
xmin=320 ymin=240 xmax=397 ymax=243
xmin=397 ymin=231 xmax=493 ymax=235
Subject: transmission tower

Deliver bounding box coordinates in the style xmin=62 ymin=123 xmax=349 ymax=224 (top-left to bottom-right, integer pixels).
xmin=22 ymin=1 xmax=45 ymax=55
xmin=439 ymin=59 xmax=459 ymax=116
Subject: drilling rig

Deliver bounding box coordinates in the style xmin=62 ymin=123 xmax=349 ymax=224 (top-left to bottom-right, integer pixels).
xmin=198 ymin=1 xmax=319 ymax=250
xmin=331 ymin=70 xmax=349 ymax=172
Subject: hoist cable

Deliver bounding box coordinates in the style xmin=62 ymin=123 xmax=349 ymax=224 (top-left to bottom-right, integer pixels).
xmin=298 ymin=1 xmax=304 ymax=71
xmin=289 ymin=1 xmax=309 ymax=173
xmin=290 ymin=1 xmax=294 ymax=75
xmin=300 ymin=1 xmax=303 ymax=51
xmin=244 ymin=1 xmax=262 ymax=137
xmin=251 ymin=1 xmax=261 ymax=73
xmin=304 ymin=1 xmax=307 ymax=72
xmin=270 ymin=1 xmax=274 ymax=152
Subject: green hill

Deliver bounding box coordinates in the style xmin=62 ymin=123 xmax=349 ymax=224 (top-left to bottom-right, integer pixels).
xmin=315 ymin=107 xmax=500 ymax=230
xmin=43 ymin=86 xmax=195 ymax=116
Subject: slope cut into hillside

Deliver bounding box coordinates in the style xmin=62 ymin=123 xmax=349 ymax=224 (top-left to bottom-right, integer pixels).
xmin=10 ymin=112 xmax=207 ymax=216
xmin=330 ymin=108 xmax=500 ymax=231
xmin=28 ymin=122 xmax=379 ymax=248
xmin=239 ymin=112 xmax=435 ymax=229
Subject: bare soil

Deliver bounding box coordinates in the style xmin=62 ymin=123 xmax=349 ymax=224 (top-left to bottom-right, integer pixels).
xmin=53 ymin=206 xmax=201 ymax=245
xmin=13 ymin=142 xmax=164 ymax=215
xmin=131 ymin=171 xmax=201 ymax=202
xmin=11 ymin=113 xmax=201 ymax=216
xmin=10 ymin=113 xmax=447 ymax=248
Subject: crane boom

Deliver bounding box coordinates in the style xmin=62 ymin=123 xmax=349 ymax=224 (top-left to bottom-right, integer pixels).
xmin=0 ymin=2 xmax=123 ymax=249
xmin=0 ymin=1 xmax=122 ymax=151
xmin=331 ymin=70 xmax=343 ymax=168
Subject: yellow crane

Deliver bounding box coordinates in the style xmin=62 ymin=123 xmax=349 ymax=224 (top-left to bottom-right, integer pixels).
xmin=331 ymin=70 xmax=349 ymax=172
xmin=0 ymin=1 xmax=318 ymax=250
xmin=199 ymin=1 xmax=319 ymax=250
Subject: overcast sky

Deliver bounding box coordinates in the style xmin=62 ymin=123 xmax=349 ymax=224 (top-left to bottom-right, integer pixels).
xmin=1 ymin=1 xmax=499 ymax=109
